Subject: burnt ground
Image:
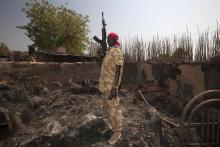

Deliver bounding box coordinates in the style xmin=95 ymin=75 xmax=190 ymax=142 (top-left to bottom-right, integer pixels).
xmin=0 ymin=80 xmax=182 ymax=147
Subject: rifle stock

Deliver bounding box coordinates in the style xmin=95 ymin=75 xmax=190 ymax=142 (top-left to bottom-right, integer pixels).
xmin=93 ymin=36 xmax=102 ymax=44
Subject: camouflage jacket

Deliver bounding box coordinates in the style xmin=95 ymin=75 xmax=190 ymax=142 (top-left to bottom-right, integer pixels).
xmin=99 ymin=46 xmax=124 ymax=93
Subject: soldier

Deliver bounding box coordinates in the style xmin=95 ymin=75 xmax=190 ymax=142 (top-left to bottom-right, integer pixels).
xmin=99 ymin=32 xmax=124 ymax=144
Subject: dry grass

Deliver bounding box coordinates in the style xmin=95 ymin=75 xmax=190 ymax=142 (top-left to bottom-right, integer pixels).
xmin=195 ymin=22 xmax=220 ymax=60
xmin=123 ymin=32 xmax=193 ymax=62
xmin=88 ymin=23 xmax=220 ymax=62
xmin=195 ymin=31 xmax=210 ymax=60
xmin=123 ymin=36 xmax=146 ymax=62
xmin=172 ymin=32 xmax=193 ymax=61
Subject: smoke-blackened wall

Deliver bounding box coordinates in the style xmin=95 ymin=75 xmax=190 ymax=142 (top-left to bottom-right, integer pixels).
xmin=0 ymin=60 xmax=219 ymax=99
xmin=123 ymin=60 xmax=219 ymax=99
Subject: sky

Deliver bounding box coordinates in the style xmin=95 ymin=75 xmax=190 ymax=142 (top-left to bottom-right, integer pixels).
xmin=0 ymin=0 xmax=220 ymax=51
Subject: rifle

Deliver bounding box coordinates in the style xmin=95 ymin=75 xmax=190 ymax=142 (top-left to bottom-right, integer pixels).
xmin=93 ymin=12 xmax=107 ymax=61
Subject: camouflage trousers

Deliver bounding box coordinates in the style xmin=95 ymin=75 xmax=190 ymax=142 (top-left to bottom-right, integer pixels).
xmin=101 ymin=92 xmax=122 ymax=133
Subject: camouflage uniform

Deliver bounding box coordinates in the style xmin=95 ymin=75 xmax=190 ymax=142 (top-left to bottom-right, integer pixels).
xmin=99 ymin=46 xmax=124 ymax=133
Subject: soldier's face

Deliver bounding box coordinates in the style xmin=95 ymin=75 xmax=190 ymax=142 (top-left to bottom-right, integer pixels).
xmin=107 ymin=37 xmax=114 ymax=47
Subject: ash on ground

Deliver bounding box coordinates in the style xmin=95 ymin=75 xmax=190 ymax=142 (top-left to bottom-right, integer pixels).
xmin=0 ymin=79 xmax=180 ymax=147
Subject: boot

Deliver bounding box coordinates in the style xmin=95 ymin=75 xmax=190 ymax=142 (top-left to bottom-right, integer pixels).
xmin=108 ymin=132 xmax=121 ymax=145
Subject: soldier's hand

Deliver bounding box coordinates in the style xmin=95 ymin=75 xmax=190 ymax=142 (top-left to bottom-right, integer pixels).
xmin=109 ymin=87 xmax=118 ymax=100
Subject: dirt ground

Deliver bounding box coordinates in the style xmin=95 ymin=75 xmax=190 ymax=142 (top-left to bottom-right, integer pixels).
xmin=0 ymin=78 xmax=182 ymax=147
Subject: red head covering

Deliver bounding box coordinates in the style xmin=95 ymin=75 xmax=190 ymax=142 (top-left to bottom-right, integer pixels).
xmin=108 ymin=32 xmax=120 ymax=46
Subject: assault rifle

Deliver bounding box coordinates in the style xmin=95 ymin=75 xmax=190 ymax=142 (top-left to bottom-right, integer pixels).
xmin=93 ymin=12 xmax=107 ymax=61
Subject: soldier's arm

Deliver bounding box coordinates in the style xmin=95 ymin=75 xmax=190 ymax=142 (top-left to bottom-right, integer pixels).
xmin=114 ymin=65 xmax=123 ymax=89
xmin=109 ymin=65 xmax=122 ymax=99
xmin=113 ymin=48 xmax=124 ymax=89
xmin=109 ymin=48 xmax=124 ymax=100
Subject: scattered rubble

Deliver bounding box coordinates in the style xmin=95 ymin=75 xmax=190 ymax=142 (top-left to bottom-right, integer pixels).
xmin=0 ymin=61 xmax=219 ymax=146
xmin=0 ymin=76 xmax=186 ymax=147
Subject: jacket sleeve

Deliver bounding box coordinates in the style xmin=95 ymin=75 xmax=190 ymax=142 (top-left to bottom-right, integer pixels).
xmin=113 ymin=48 xmax=124 ymax=66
